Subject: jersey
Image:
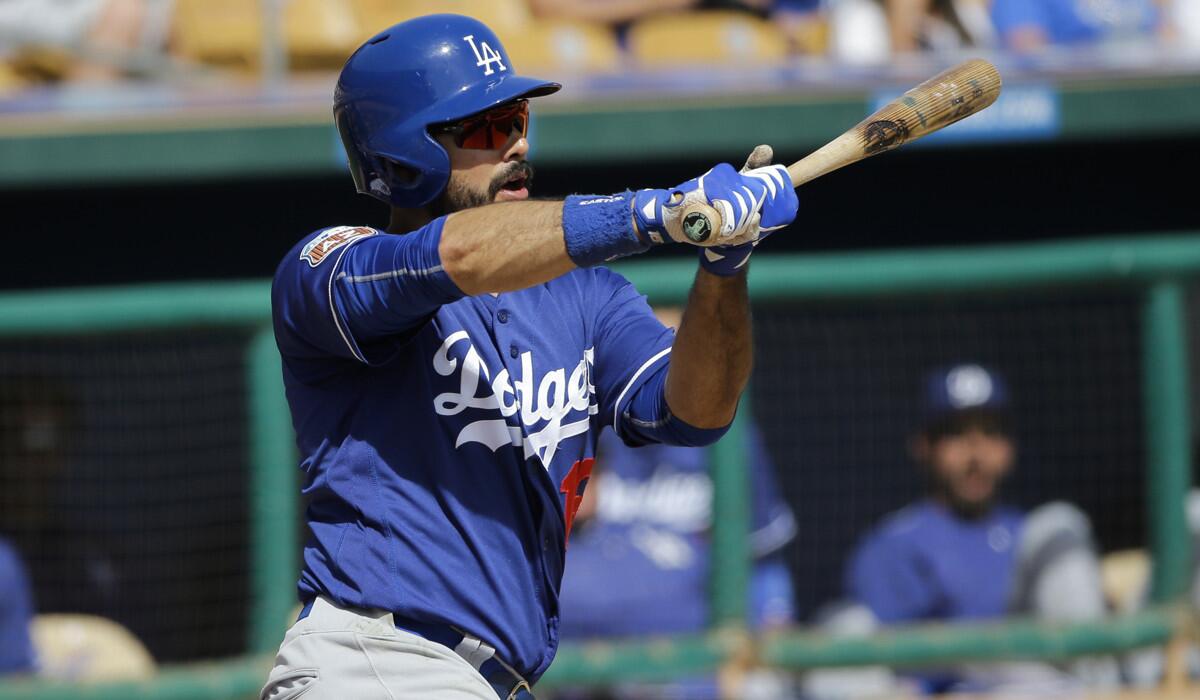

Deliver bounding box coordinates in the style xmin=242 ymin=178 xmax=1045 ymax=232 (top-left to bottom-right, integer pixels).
xmin=846 ymin=500 xmax=1025 ymax=623
xmin=558 ymin=425 xmax=797 ymax=638
xmin=0 ymin=537 xmax=36 ymax=675
xmin=990 ymin=0 xmax=1158 ymax=46
xmin=271 ymin=221 xmax=676 ymax=682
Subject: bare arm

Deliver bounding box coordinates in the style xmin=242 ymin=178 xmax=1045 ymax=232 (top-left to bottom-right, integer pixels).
xmin=529 ymin=0 xmax=696 ymax=24
xmin=885 ymin=0 xmax=932 ymax=51
xmin=665 ymin=268 xmax=753 ymax=429
xmin=438 ymin=200 xmax=576 ymax=296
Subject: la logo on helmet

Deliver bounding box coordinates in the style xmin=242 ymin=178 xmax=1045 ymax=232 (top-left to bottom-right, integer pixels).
xmin=462 ymin=34 xmax=506 ymax=76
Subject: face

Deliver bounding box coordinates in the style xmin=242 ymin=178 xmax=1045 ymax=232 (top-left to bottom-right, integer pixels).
xmin=431 ymin=101 xmax=535 ymax=214
xmin=916 ymin=416 xmax=1015 ymax=517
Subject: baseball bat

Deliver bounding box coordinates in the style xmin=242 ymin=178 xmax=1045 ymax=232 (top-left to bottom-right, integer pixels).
xmin=667 ymin=58 xmax=1003 ymax=245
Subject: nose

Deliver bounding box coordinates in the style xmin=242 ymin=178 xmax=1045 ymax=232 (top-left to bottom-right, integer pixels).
xmin=504 ymin=135 xmax=528 ymax=162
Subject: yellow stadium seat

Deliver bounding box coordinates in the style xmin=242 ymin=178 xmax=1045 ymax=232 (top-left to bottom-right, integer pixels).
xmin=31 ymin=614 xmax=155 ymax=682
xmin=505 ymin=20 xmax=620 ymax=74
xmin=351 ymin=0 xmax=530 ymax=43
xmin=285 ymin=0 xmax=362 ymax=70
xmin=171 ymin=0 xmax=262 ymax=70
xmin=0 ymin=61 xmax=22 ymax=92
xmin=1100 ymin=548 xmax=1150 ymax=615
xmin=627 ymin=11 xmax=788 ymax=68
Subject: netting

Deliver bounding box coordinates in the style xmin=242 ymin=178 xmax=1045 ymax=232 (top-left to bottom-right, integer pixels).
xmin=752 ymin=289 xmax=1146 ymax=618
xmin=0 ymin=329 xmax=253 ymax=662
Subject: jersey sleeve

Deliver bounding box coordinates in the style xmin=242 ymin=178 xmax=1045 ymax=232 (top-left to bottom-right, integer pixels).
xmin=746 ymin=424 xmax=797 ymax=558
xmin=989 ymin=0 xmax=1048 ymax=43
xmin=0 ymin=541 xmax=36 ymax=674
xmin=588 ymin=267 xmax=675 ymax=435
xmin=845 ymin=528 xmax=938 ymax=623
xmin=272 ymin=220 xmax=464 ymax=364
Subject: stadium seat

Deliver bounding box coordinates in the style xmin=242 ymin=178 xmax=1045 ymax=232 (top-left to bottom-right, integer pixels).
xmin=0 ymin=62 xmax=21 ymax=93
xmin=351 ymin=0 xmax=530 ymax=43
xmin=31 ymin=614 xmax=156 ymax=682
xmin=627 ymin=11 xmax=789 ymax=68
xmin=171 ymin=0 xmax=262 ymax=70
xmin=284 ymin=0 xmax=361 ymax=70
xmin=505 ymin=19 xmax=620 ymax=74
xmin=1100 ymin=548 xmax=1150 ymax=615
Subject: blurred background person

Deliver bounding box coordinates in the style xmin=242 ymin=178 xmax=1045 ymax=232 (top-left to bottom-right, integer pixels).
xmin=839 ymin=364 xmax=1117 ymax=694
xmin=989 ymin=0 xmax=1162 ymax=53
xmin=0 ymin=377 xmax=118 ymax=618
xmin=0 ymin=535 xmax=36 ymax=676
xmin=0 ymin=0 xmax=171 ymax=83
xmin=557 ymin=309 xmax=798 ymax=700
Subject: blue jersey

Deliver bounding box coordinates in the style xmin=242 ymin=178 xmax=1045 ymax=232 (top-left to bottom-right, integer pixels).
xmin=991 ymin=0 xmax=1158 ymax=46
xmin=846 ymin=500 xmax=1025 ymax=623
xmin=0 ymin=538 xmax=36 ymax=675
xmin=272 ymin=221 xmax=677 ymax=681
xmin=559 ymin=425 xmax=796 ymax=638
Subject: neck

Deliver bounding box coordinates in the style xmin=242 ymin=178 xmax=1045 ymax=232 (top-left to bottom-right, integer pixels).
xmin=931 ymin=492 xmax=994 ymax=521
xmin=388 ymin=207 xmax=434 ymax=234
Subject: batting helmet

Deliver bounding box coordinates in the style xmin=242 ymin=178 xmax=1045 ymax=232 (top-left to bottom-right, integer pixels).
xmin=334 ymin=14 xmax=561 ymax=208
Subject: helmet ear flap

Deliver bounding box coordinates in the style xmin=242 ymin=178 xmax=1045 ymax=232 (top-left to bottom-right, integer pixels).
xmin=372 ymin=132 xmax=451 ymax=208
xmin=337 ymin=107 xmax=451 ymax=207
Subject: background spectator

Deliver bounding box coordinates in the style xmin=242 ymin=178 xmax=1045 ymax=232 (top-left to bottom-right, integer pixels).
xmin=990 ymin=0 xmax=1161 ymax=53
xmin=842 ymin=364 xmax=1117 ymax=693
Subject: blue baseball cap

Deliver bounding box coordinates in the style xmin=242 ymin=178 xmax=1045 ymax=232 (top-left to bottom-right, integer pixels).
xmin=921 ymin=363 xmax=1010 ymax=428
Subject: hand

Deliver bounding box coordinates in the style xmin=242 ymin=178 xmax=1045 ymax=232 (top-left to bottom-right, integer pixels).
xmin=699 ymin=145 xmax=797 ymax=276
xmin=628 ymin=153 xmax=787 ymax=249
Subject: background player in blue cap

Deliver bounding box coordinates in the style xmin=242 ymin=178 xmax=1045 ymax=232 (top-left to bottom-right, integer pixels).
xmin=262 ymin=13 xmax=798 ymax=700
xmin=840 ymin=363 xmax=1117 ymax=694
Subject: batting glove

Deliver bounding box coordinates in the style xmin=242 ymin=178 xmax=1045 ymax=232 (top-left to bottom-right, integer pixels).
xmin=700 ymin=145 xmax=797 ymax=276
xmin=632 ymin=158 xmax=789 ymax=247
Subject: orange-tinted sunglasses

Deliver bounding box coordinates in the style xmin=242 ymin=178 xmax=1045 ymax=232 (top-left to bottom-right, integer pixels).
xmin=434 ymin=100 xmax=529 ymax=150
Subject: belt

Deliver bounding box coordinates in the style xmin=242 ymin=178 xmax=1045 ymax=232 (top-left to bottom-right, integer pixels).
xmin=297 ymin=599 xmax=534 ymax=700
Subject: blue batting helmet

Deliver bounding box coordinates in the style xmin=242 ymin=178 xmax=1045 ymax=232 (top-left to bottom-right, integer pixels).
xmin=334 ymin=14 xmax=561 ymax=208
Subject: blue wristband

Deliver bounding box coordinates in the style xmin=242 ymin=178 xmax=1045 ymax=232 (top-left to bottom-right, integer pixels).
xmin=562 ymin=192 xmax=651 ymax=267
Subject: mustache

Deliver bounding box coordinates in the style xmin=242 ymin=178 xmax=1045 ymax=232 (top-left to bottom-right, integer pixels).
xmin=487 ymin=161 xmax=535 ymax=200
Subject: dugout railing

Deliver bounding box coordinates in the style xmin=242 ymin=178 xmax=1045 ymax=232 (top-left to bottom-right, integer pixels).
xmin=0 ymin=233 xmax=1196 ymax=699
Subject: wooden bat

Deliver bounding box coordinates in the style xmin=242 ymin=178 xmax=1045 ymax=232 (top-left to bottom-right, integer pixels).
xmin=667 ymin=58 xmax=1003 ymax=245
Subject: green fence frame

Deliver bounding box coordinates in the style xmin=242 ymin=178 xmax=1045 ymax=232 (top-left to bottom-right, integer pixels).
xmin=0 ymin=232 xmax=1196 ymax=699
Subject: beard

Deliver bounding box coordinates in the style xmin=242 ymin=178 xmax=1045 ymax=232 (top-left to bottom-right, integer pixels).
xmin=431 ymin=160 xmax=535 ymax=216
xmin=929 ymin=463 xmax=1001 ymax=520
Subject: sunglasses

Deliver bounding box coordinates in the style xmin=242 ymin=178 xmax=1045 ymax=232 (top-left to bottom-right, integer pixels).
xmin=434 ymin=100 xmax=529 ymax=150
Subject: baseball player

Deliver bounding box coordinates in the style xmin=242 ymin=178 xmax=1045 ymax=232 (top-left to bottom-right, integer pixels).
xmin=261 ymin=13 xmax=798 ymax=700
xmin=841 ymin=364 xmax=1116 ymax=693
xmin=557 ymin=405 xmax=797 ymax=700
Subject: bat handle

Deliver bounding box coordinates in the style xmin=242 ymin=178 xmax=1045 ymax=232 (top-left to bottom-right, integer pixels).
xmin=663 ymin=199 xmax=725 ymax=246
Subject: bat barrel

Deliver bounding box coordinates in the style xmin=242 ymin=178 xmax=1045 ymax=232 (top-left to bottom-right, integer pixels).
xmin=858 ymin=58 xmax=1002 ymax=156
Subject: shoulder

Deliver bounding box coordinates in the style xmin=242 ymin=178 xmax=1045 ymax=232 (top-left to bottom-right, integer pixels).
xmin=275 ymin=226 xmax=382 ymax=279
xmin=858 ymin=503 xmax=936 ymax=553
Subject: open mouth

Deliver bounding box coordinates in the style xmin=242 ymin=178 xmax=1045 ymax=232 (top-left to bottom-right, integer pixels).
xmin=495 ymin=171 xmax=529 ymax=201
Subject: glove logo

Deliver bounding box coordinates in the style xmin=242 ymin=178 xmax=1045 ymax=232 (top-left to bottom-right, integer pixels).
xmin=682 ymin=212 xmax=712 ymax=244
xmin=462 ymin=34 xmax=506 ymax=76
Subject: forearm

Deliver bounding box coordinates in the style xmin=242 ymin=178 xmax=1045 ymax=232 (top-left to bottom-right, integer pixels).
xmin=439 ymin=200 xmax=575 ymax=295
xmin=530 ymin=0 xmax=695 ymax=23
xmin=665 ymin=267 xmax=753 ymax=428
xmin=885 ymin=0 xmax=930 ymax=51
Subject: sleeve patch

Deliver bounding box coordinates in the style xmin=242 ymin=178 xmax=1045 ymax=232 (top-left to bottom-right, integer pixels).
xmin=301 ymin=226 xmax=377 ymax=267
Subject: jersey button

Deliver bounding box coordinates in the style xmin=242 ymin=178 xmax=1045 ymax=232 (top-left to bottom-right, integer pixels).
xmin=510 ymin=345 xmax=519 ymax=358
xmin=497 ymin=310 xmax=509 ymax=323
